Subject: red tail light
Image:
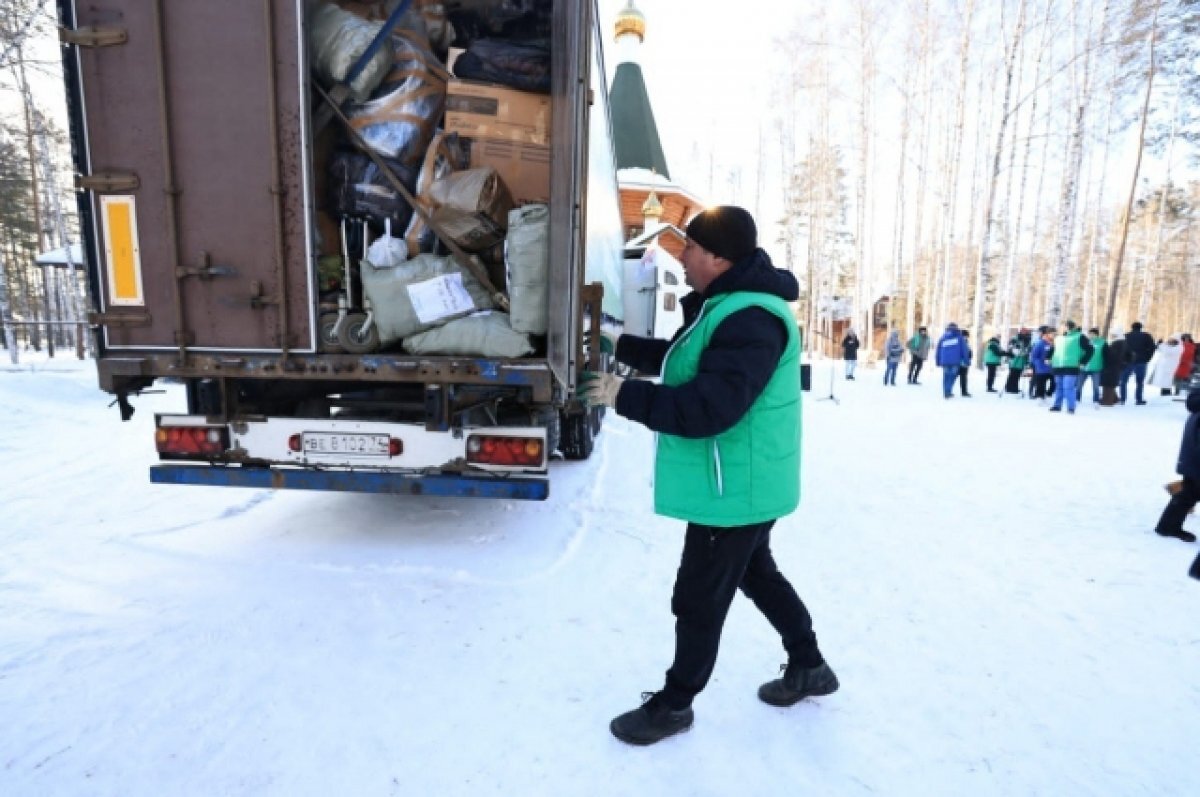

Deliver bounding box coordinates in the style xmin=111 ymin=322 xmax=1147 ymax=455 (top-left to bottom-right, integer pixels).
xmin=155 ymin=425 xmax=227 ymax=457
xmin=466 ymin=435 xmax=544 ymax=467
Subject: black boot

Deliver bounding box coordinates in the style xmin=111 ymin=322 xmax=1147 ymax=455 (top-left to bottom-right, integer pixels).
xmin=758 ymin=660 xmax=839 ymax=707
xmin=1156 ymin=528 xmax=1197 ymax=543
xmin=610 ymin=691 xmax=694 ymax=745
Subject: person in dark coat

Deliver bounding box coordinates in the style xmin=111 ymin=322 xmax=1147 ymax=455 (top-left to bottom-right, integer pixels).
xmin=1101 ymin=330 xmax=1128 ymax=406
xmin=958 ymin=329 xmax=973 ymax=397
xmin=984 ymin=334 xmax=1006 ymax=392
xmin=1121 ymin=321 xmax=1156 ymax=404
xmin=842 ymin=330 xmax=860 ymax=380
xmin=582 ymin=206 xmax=836 ymax=746
xmin=1155 ymin=390 xmax=1200 ymax=543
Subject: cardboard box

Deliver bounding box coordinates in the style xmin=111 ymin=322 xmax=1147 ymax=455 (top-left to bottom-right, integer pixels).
xmin=445 ymin=79 xmax=551 ymax=146
xmin=466 ymin=138 xmax=550 ymax=206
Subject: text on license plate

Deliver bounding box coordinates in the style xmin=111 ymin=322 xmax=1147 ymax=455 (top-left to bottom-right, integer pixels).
xmin=302 ymin=432 xmax=390 ymax=457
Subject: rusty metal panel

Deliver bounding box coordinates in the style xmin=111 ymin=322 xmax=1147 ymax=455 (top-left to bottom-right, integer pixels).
xmin=73 ymin=0 xmax=312 ymax=352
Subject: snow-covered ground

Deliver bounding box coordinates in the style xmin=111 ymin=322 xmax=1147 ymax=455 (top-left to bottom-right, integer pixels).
xmin=2 ymin=355 xmax=1198 ymax=797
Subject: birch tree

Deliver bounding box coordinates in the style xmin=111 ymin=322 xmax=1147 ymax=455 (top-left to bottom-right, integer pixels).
xmin=969 ymin=0 xmax=1027 ymax=360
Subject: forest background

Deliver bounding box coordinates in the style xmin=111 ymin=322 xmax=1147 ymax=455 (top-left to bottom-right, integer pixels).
xmin=2 ymin=0 xmax=1197 ymax=361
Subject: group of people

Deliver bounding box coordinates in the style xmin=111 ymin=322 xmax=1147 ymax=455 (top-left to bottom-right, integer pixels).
xmin=846 ymin=321 xmax=1197 ymax=411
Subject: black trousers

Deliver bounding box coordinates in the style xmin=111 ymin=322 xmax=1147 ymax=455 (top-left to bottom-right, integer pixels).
xmin=908 ymin=356 xmax=924 ymax=382
xmin=1157 ymin=478 xmax=1200 ymax=536
xmin=986 ymin=364 xmax=999 ymax=390
xmin=663 ymin=520 xmax=820 ymax=708
xmin=1005 ymin=367 xmax=1023 ymax=394
xmin=958 ymin=366 xmax=970 ymax=395
xmin=1032 ymin=373 xmax=1052 ymax=399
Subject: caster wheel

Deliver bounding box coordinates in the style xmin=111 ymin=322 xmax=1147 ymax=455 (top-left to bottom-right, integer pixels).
xmin=338 ymin=312 xmax=379 ymax=354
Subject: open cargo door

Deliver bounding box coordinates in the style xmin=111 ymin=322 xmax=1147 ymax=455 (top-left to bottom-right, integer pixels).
xmin=63 ymin=0 xmax=313 ymax=352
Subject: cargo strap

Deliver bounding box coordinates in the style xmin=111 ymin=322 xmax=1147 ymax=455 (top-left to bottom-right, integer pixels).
xmin=315 ymin=81 xmax=509 ymax=312
xmin=312 ymin=0 xmax=417 ymax=135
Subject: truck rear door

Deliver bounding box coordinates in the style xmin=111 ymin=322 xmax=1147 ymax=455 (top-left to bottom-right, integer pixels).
xmin=62 ymin=0 xmax=314 ymax=352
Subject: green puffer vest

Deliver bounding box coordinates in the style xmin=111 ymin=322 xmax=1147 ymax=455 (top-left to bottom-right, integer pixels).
xmin=655 ymin=292 xmax=801 ymax=527
xmin=984 ymin=341 xmax=1004 ymax=366
xmin=1085 ymin=337 xmax=1105 ymax=372
xmin=1008 ymin=338 xmax=1030 ymax=370
xmin=1052 ymin=329 xmax=1085 ymax=368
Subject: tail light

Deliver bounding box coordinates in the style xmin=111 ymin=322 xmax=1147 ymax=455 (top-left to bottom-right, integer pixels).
xmin=466 ymin=435 xmax=544 ymax=467
xmin=155 ymin=425 xmax=228 ymax=457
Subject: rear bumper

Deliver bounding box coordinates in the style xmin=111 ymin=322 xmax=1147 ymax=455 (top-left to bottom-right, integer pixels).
xmin=150 ymin=465 xmax=549 ymax=500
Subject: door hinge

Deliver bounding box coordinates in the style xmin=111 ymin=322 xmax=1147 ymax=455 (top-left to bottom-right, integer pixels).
xmin=89 ymin=311 xmax=151 ymax=327
xmin=76 ymin=172 xmax=140 ymax=193
xmin=59 ymin=26 xmax=127 ymax=48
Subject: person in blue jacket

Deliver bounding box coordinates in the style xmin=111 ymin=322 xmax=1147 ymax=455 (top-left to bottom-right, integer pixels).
xmin=1029 ymin=328 xmax=1055 ymax=401
xmin=935 ymin=322 xmax=970 ymax=398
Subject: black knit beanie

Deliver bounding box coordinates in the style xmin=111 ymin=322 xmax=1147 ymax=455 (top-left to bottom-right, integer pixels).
xmin=685 ymin=206 xmax=757 ymax=262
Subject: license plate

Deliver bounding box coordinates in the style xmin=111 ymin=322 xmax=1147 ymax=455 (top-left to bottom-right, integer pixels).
xmin=302 ymin=432 xmax=390 ymax=457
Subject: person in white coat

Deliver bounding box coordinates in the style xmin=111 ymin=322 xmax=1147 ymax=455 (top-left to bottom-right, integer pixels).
xmin=1148 ymin=336 xmax=1184 ymax=395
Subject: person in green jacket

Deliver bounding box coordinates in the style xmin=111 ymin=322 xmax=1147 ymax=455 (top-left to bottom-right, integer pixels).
xmin=1004 ymin=329 xmax=1032 ymax=394
xmin=1077 ymin=327 xmax=1106 ymax=404
xmin=579 ymin=206 xmax=837 ymax=745
xmin=984 ymin=334 xmax=1006 ymax=392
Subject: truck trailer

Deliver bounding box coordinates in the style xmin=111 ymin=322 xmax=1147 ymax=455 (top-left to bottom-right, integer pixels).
xmin=57 ymin=0 xmax=624 ymax=500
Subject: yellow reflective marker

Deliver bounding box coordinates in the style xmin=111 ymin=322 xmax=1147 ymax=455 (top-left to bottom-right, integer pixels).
xmin=100 ymin=195 xmax=144 ymax=306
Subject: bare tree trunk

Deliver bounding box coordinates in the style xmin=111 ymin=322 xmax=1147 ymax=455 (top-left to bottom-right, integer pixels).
xmin=1137 ymin=95 xmax=1178 ymax=323
xmin=931 ymin=0 xmax=972 ymax=330
xmin=1102 ymin=0 xmax=1160 ymax=336
xmin=970 ymin=0 xmax=1027 ymax=361
xmin=0 ymin=245 xmax=18 ymax=364
xmin=998 ymin=0 xmax=1052 ymax=338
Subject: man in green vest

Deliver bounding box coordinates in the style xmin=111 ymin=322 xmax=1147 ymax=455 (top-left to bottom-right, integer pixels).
xmin=580 ymin=206 xmax=837 ymax=746
xmin=1078 ymin=327 xmax=1106 ymax=405
xmin=1050 ymin=320 xmax=1095 ymax=413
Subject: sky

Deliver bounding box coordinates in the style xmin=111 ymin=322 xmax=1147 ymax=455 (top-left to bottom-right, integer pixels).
xmin=2 ymin=353 xmax=1198 ymax=795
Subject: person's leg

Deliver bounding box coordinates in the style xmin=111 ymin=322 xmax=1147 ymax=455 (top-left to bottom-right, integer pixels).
xmin=959 ymin=366 xmax=969 ymax=395
xmin=913 ymin=357 xmax=924 ymax=383
xmin=738 ymin=524 xmax=822 ymax=665
xmin=1134 ymin=362 xmax=1147 ymax=402
xmin=1063 ymin=374 xmax=1078 ymax=411
xmin=1051 ymin=374 xmax=1064 ymax=409
xmin=662 ymin=522 xmax=767 ymax=708
xmin=1156 ymin=479 xmax=1200 ymax=541
xmin=1119 ymin=365 xmax=1132 ymax=403
xmin=942 ymin=366 xmax=956 ymax=397
xmin=986 ymin=364 xmax=996 ymax=391
xmin=1005 ymin=367 xmax=1020 ymax=394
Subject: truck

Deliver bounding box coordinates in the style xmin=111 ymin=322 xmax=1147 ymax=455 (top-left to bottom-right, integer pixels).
xmin=56 ymin=0 xmax=625 ymax=501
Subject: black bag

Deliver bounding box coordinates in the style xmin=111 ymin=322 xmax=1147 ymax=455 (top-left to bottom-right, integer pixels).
xmin=453 ymin=39 xmax=550 ymax=94
xmin=327 ymin=149 xmax=418 ymax=231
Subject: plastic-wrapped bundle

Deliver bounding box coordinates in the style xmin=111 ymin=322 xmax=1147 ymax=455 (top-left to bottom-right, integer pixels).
xmin=327 ymin=149 xmax=418 ymax=231
xmin=427 ymin=168 xmax=513 ymax=252
xmin=504 ymin=204 xmax=549 ymax=335
xmin=361 ymin=253 xmax=494 ymax=345
xmin=453 ymin=39 xmax=550 ymax=94
xmin=400 ymin=131 xmax=466 ymax=256
xmin=348 ymin=31 xmax=449 ymax=165
xmin=401 ymin=310 xmax=533 ymax=357
xmin=310 ymin=2 xmax=395 ymax=101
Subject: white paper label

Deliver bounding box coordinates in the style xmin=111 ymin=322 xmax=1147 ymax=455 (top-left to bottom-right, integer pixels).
xmin=407 ymin=273 xmax=475 ymax=324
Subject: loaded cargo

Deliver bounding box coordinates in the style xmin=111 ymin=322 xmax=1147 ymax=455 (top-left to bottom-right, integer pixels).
xmin=57 ymin=0 xmax=625 ymax=499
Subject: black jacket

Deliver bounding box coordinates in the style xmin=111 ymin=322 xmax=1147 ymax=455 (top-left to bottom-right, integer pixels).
xmin=1101 ymin=339 xmax=1126 ymax=388
xmin=1126 ymin=329 xmax=1156 ymax=364
xmin=1177 ymin=392 xmax=1200 ymax=481
xmin=614 ymin=248 xmax=798 ymax=439
xmin=842 ymin=334 xmax=860 ymax=361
